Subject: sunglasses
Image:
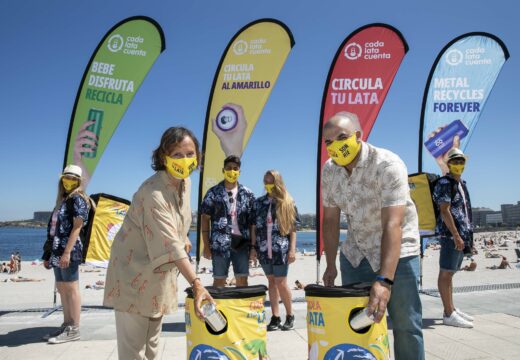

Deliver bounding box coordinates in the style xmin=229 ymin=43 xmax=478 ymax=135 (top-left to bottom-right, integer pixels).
xmin=227 ymin=192 xmax=234 ymax=203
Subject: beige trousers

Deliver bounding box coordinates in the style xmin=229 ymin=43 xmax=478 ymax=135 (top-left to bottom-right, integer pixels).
xmin=115 ymin=310 xmax=163 ymax=360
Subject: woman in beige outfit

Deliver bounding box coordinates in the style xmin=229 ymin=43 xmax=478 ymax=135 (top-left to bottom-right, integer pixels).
xmin=104 ymin=127 xmax=213 ymax=359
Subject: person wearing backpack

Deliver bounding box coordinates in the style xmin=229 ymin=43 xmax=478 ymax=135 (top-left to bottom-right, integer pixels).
xmin=433 ymin=148 xmax=474 ymax=328
xmin=41 ymin=164 xmax=91 ymax=343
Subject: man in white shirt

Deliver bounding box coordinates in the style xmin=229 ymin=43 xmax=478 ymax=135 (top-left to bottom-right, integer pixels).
xmin=321 ymin=112 xmax=424 ymax=360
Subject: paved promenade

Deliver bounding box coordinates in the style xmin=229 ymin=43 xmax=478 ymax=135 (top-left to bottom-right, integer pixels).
xmin=1 ymin=235 xmax=520 ymax=359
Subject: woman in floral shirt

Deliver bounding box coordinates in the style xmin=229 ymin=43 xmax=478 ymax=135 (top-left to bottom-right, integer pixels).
xmin=42 ymin=164 xmax=91 ymax=344
xmin=103 ymin=127 xmax=213 ymax=359
xmin=251 ymin=170 xmax=299 ymax=331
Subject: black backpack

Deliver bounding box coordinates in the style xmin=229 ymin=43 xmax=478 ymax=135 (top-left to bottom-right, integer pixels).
xmin=65 ymin=195 xmax=96 ymax=263
xmin=429 ymin=174 xmax=458 ymax=227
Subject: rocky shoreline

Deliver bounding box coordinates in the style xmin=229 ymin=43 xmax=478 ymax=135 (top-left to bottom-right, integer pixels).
xmin=0 ymin=220 xmax=46 ymax=228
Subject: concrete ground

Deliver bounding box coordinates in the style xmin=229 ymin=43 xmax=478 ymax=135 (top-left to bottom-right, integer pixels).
xmin=1 ymin=289 xmax=520 ymax=359
xmin=1 ymin=231 xmax=520 ymax=359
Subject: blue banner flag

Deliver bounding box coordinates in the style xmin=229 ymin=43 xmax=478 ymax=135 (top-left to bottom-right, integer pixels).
xmin=419 ymin=33 xmax=509 ymax=174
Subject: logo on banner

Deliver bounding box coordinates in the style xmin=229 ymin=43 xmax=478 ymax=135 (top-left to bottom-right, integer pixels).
xmin=445 ymin=49 xmax=463 ymax=66
xmin=107 ymin=34 xmax=124 ymax=53
xmin=233 ymin=40 xmax=248 ymax=55
xmin=344 ymin=43 xmax=362 ymax=60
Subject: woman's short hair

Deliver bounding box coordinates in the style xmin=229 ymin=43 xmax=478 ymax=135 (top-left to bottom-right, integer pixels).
xmin=151 ymin=127 xmax=201 ymax=171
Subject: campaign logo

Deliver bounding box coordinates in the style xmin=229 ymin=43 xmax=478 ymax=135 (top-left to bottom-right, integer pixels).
xmin=233 ymin=40 xmax=248 ymax=55
xmin=344 ymin=43 xmax=362 ymax=60
xmin=324 ymin=344 xmax=376 ymax=360
xmin=107 ymin=34 xmax=124 ymax=53
xmin=189 ymin=345 xmax=229 ymax=360
xmin=445 ymin=49 xmax=464 ymax=66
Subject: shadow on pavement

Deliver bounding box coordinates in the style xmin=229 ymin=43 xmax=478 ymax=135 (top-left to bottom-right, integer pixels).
xmin=0 ymin=327 xmax=53 ymax=347
xmin=162 ymin=322 xmax=185 ymax=333
xmin=386 ymin=317 xmax=439 ymax=330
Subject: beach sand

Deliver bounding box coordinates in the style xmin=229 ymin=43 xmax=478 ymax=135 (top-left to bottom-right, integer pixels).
xmin=1 ymin=231 xmax=518 ymax=311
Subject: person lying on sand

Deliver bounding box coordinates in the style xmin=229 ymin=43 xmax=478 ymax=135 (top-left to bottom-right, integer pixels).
xmin=5 ymin=276 xmax=45 ymax=282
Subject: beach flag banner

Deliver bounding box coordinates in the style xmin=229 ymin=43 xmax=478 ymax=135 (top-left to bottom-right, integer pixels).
xmin=408 ymin=172 xmax=437 ymax=236
xmin=316 ymin=24 xmax=408 ymax=260
xmin=305 ymin=285 xmax=389 ymax=360
xmin=185 ymin=285 xmax=268 ymax=359
xmin=196 ymin=19 xmax=294 ymax=263
xmin=419 ymin=33 xmax=509 ymax=174
xmin=63 ymin=16 xmax=165 ymax=187
xmin=83 ymin=193 xmax=130 ymax=267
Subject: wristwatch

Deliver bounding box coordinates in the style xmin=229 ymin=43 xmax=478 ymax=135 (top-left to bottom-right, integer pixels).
xmin=375 ymin=275 xmax=394 ymax=287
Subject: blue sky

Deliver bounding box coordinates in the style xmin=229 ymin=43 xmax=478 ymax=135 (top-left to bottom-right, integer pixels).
xmin=1 ymin=0 xmax=518 ymax=221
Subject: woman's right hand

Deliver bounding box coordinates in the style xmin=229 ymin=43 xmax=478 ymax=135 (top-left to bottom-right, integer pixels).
xmin=193 ymin=280 xmax=214 ymax=320
xmin=202 ymin=246 xmax=212 ymax=260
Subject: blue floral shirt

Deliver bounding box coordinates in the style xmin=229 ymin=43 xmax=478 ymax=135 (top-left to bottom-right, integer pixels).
xmin=432 ymin=175 xmax=472 ymax=243
xmin=200 ymin=181 xmax=256 ymax=255
xmin=48 ymin=194 xmax=90 ymax=267
xmin=254 ymin=195 xmax=300 ymax=265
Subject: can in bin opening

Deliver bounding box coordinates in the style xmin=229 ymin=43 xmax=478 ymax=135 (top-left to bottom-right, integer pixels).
xmin=350 ymin=307 xmax=375 ymax=331
xmin=216 ymin=107 xmax=238 ymax=132
xmin=202 ymin=302 xmax=227 ymax=332
xmin=81 ymin=108 xmax=103 ymax=158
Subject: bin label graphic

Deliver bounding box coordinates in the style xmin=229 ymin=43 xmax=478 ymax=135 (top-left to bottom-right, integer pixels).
xmin=186 ymin=285 xmax=269 ymax=360
xmin=305 ymin=284 xmax=390 ymax=360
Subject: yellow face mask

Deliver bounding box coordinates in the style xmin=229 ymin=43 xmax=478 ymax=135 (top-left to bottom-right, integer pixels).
xmin=165 ymin=155 xmax=197 ymax=179
xmin=326 ymin=133 xmax=361 ymax=166
xmin=448 ymin=163 xmax=465 ymax=175
xmin=224 ymin=170 xmax=240 ymax=183
xmin=62 ymin=178 xmax=79 ymax=192
xmin=265 ymin=184 xmax=274 ymax=194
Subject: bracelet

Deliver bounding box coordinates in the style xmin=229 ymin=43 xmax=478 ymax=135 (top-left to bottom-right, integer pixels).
xmin=190 ymin=277 xmax=201 ymax=287
xmin=375 ymin=275 xmax=394 ymax=287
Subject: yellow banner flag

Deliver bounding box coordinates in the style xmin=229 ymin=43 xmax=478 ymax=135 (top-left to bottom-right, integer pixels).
xmin=85 ymin=194 xmax=130 ymax=267
xmin=408 ymin=173 xmax=436 ymax=236
xmin=196 ymin=19 xmax=294 ymax=260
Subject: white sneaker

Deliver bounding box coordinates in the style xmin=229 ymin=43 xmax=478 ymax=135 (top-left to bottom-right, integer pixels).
xmin=48 ymin=325 xmax=80 ymax=344
xmin=455 ymin=308 xmax=474 ymax=322
xmin=443 ymin=311 xmax=473 ymax=328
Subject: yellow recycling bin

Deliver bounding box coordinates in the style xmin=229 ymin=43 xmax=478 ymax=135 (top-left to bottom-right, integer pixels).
xmin=305 ymin=284 xmax=390 ymax=360
xmin=185 ymin=285 xmax=269 ymax=360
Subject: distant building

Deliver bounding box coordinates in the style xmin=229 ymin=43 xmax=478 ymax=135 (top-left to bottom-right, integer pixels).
xmin=486 ymin=212 xmax=503 ymax=227
xmin=33 ymin=211 xmax=52 ymax=222
xmin=472 ymin=207 xmax=495 ymax=227
xmin=501 ymin=202 xmax=520 ymax=226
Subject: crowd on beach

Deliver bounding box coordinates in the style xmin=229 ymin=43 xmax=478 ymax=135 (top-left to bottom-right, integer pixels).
xmin=1 ymin=251 xmax=22 ymax=274
xmin=22 ymin=109 xmax=520 ymax=359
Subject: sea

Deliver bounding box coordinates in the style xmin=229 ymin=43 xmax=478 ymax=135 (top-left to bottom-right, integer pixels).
xmin=0 ymin=227 xmax=320 ymax=261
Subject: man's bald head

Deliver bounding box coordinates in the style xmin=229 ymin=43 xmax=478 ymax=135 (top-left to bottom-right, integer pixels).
xmin=325 ymin=112 xmax=361 ymax=133
xmin=323 ymin=112 xmax=362 ymax=145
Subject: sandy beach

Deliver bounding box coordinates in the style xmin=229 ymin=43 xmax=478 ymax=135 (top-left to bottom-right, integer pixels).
xmin=1 ymin=230 xmax=518 ymax=311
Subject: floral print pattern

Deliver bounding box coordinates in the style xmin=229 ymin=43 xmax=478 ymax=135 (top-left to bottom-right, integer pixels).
xmin=48 ymin=194 xmax=89 ymax=267
xmin=321 ymin=142 xmax=420 ymax=271
xmin=254 ymin=195 xmax=300 ymax=265
xmin=104 ymin=171 xmax=191 ymax=317
xmin=433 ymin=175 xmax=472 ymax=243
xmin=200 ymin=181 xmax=256 ymax=255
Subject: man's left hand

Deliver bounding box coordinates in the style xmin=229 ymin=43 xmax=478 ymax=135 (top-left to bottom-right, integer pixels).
xmin=367 ymin=281 xmax=391 ymax=323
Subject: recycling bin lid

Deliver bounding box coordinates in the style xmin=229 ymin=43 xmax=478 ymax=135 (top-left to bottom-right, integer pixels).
xmin=186 ymin=285 xmax=268 ymax=299
xmin=304 ymin=283 xmax=372 ymax=297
